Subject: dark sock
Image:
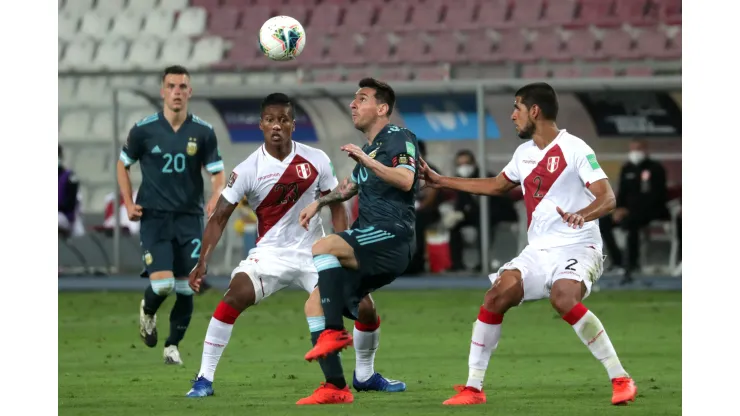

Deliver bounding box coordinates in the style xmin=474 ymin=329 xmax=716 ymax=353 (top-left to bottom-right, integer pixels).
xmin=143 ymin=285 xmax=168 ymax=316
xmin=311 ymin=331 xmax=346 ymax=389
xmin=164 ymin=293 xmax=193 ymax=347
xmin=314 ymin=255 xmax=348 ymax=330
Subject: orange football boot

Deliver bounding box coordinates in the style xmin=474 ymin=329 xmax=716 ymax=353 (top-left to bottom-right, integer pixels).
xmin=296 ymin=382 xmax=354 ymax=405
xmin=611 ymin=377 xmax=637 ymax=405
xmin=442 ymin=384 xmax=486 ymax=405
xmin=304 ymin=329 xmax=353 ymax=361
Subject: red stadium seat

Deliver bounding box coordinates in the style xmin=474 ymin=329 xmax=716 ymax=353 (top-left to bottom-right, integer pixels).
xmin=339 ymin=3 xmax=377 ymax=33
xmin=306 ymin=4 xmax=341 ymax=35
xmin=406 ymin=0 xmax=445 ymax=32
xmin=440 ymin=0 xmax=478 ymax=31
xmin=207 ymin=7 xmax=241 ymax=37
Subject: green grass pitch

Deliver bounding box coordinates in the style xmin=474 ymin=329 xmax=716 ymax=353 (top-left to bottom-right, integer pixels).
xmin=59 ymin=289 xmax=681 ymax=415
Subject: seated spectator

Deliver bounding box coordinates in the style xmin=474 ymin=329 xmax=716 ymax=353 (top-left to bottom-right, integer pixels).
xmin=58 ymin=145 xmax=84 ymax=238
xmin=599 ymin=139 xmax=669 ymax=282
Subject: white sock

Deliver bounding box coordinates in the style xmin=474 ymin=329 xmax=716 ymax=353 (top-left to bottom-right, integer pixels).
xmin=198 ymin=317 xmax=233 ymax=382
xmin=466 ymin=307 xmax=503 ymax=391
xmin=353 ymin=321 xmax=380 ymax=382
xmin=568 ymin=304 xmax=629 ymax=380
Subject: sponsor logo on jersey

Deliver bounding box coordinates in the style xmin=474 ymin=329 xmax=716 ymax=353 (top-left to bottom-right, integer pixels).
xmin=547 ymin=156 xmax=560 ymax=173
xmin=296 ymin=163 xmax=312 ymax=179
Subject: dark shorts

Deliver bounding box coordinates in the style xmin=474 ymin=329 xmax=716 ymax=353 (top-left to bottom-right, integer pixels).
xmin=337 ymin=222 xmax=413 ymax=319
xmin=139 ymin=209 xmax=204 ymax=278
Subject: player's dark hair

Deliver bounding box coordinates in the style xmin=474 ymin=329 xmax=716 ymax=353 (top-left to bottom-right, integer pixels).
xmin=162 ymin=65 xmax=190 ymax=82
xmin=358 ymin=78 xmax=396 ymax=117
xmin=455 ymin=149 xmax=476 ymax=162
xmin=515 ymin=82 xmax=559 ymax=121
xmin=261 ymin=93 xmax=294 ymax=119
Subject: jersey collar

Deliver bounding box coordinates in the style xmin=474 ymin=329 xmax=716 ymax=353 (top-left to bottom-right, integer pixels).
xmin=261 ymin=141 xmax=296 ymax=163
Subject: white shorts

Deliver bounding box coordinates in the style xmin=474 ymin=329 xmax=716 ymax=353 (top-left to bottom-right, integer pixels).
xmin=490 ymin=244 xmax=605 ymax=303
xmin=231 ymin=250 xmax=318 ymax=304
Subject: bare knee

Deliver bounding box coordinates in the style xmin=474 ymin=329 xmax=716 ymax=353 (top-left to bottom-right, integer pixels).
xmin=223 ymin=272 xmax=256 ymax=313
xmin=483 ymin=271 xmax=524 ymax=315
xmin=549 ymin=279 xmax=586 ymax=316
xmin=312 ymin=235 xmax=357 ymax=269
xmin=305 ymin=287 xmax=323 ymax=316
xmin=356 ymin=294 xmax=378 ymax=326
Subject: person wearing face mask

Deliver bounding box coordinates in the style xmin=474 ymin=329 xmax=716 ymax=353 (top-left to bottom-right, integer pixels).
xmin=406 ymin=139 xmax=444 ymax=275
xmin=599 ymin=139 xmax=669 ymax=283
xmin=448 ymin=150 xmax=517 ymax=272
xmin=58 ymin=144 xmax=81 ymax=239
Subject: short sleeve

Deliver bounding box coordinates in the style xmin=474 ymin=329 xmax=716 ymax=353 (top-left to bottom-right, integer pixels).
xmin=119 ymin=126 xmax=145 ymax=167
xmin=221 ymin=162 xmax=252 ymax=205
xmin=386 ymin=130 xmax=417 ymax=174
xmin=575 ymin=143 xmax=608 ymax=187
xmin=317 ymin=151 xmax=339 ymax=193
xmin=203 ymin=129 xmax=224 ymax=174
xmin=501 ymin=154 xmax=520 ymax=184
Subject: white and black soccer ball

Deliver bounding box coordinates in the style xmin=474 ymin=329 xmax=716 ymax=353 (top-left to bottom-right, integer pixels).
xmin=258 ymin=16 xmax=306 ymax=61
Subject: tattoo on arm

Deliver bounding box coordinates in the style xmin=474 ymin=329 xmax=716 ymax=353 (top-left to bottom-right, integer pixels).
xmin=317 ymin=177 xmax=358 ymax=208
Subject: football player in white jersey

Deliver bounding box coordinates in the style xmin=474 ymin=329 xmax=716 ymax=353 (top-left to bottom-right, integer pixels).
xmin=184 ymin=93 xmax=405 ymax=400
xmin=420 ymin=83 xmax=637 ymax=406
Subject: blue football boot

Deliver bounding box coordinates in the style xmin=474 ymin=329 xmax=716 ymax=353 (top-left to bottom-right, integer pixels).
xmin=186 ymin=375 xmax=214 ymax=398
xmin=353 ymin=371 xmax=407 ymax=392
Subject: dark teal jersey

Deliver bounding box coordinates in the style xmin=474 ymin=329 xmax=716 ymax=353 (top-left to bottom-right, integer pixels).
xmin=119 ymin=112 xmax=224 ymax=215
xmin=351 ymin=124 xmax=419 ymax=233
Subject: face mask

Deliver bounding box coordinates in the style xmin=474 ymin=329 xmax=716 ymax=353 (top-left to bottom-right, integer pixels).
xmin=628 ymin=151 xmax=645 ymax=165
xmin=456 ymin=164 xmax=475 ymax=178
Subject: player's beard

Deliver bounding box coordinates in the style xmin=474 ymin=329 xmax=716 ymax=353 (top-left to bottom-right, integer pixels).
xmin=517 ymin=119 xmax=536 ymax=140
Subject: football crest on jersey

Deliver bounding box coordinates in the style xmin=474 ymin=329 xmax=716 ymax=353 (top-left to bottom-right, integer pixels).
xmin=547 ymin=156 xmax=560 ymax=173
xmin=186 ymin=137 xmax=198 ymax=156
xmin=368 ymin=148 xmax=378 ymax=159
xmin=143 ymin=251 xmax=153 ymax=265
xmin=296 ymin=163 xmax=312 ymax=179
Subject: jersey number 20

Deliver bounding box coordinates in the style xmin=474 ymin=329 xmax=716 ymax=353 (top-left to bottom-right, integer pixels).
xmin=162 ymin=153 xmax=186 ymax=173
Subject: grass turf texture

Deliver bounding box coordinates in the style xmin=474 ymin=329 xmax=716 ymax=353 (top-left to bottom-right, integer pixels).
xmin=59 ymin=290 xmax=681 ymax=415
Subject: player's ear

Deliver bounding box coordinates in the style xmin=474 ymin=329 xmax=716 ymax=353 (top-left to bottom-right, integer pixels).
xmin=377 ymin=103 xmax=389 ymax=117
xmin=291 ymin=119 xmax=296 ymax=132
xmin=530 ymin=104 xmax=540 ymax=120
xmin=258 ymin=117 xmax=265 ymax=132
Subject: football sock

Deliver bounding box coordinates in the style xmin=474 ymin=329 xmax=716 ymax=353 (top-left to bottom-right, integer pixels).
xmin=143 ymin=283 xmax=169 ymax=316
xmin=165 ymin=293 xmax=193 ymax=347
xmin=308 ymin=316 xmax=346 ymax=389
xmin=466 ymin=306 xmax=504 ymax=391
xmin=353 ymin=316 xmax=381 ymax=382
xmin=313 ymin=254 xmax=347 ymax=330
xmin=198 ymin=301 xmax=240 ymax=382
xmin=563 ymin=303 xmax=629 ymax=380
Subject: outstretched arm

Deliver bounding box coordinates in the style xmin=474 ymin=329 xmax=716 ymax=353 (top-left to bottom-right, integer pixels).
xmin=197 ymin=195 xmax=237 ymax=267
xmin=299 ymin=177 xmax=357 ymax=230
xmin=420 ymin=158 xmax=518 ymax=196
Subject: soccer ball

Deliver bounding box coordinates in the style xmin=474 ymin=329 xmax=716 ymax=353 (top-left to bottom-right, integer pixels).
xmin=258 ymin=16 xmax=306 ymax=61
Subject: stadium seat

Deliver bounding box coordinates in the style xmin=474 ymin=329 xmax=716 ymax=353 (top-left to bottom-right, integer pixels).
xmin=191 ymin=0 xmax=221 ymax=9
xmin=378 ymin=65 xmax=411 ymax=81
xmin=109 ymin=11 xmax=144 ymax=40
xmin=624 ymin=65 xmax=654 ymax=76
xmin=585 ymin=65 xmax=616 ymax=77
xmin=306 ymin=4 xmax=341 ymax=35
xmin=530 ymin=29 xmax=572 ymax=63
xmin=206 ymin=7 xmax=242 ymax=37
xmin=59 ymin=77 xmax=77 ymax=104
xmin=339 ymin=3 xmax=376 ymax=33
xmin=567 ymin=0 xmax=620 ymax=28
xmin=298 ymin=35 xmax=331 ymax=66
xmin=563 ymin=29 xmax=599 ymax=60
xmin=312 ymin=71 xmax=344 ymax=83
xmin=92 ymin=39 xmax=129 ymax=71
xmin=429 ymin=32 xmax=465 ymax=64
xmin=126 ymin=38 xmax=162 ymax=70
xmin=542 ymin=0 xmax=577 ymax=26
xmin=614 ymin=0 xmax=659 ymax=27
xmin=60 ymin=39 xmax=97 ymax=71
xmin=508 ymin=0 xmax=547 ymax=28
xmin=142 ymin=9 xmax=175 ymax=39
xmin=407 ymin=0 xmax=445 ymax=32
xmin=239 ymin=6 xmax=273 ymax=37
xmin=521 ymin=65 xmax=550 ymax=79
xmin=659 ymin=0 xmax=681 ymax=25
xmin=117 ymin=90 xmax=152 ymax=107
xmin=158 ymin=37 xmax=193 ymax=67
xmin=440 ymin=0 xmax=477 ymax=31
xmin=211 ymin=36 xmax=262 ymax=70
xmin=191 ymin=36 xmax=226 ymax=67
xmin=126 ymin=0 xmax=158 ymax=13
xmin=77 ymin=77 xmax=113 ymax=106
xmin=415 ymin=65 xmax=449 ymax=81
xmin=552 ymin=65 xmax=583 ymax=78
xmin=589 ymin=28 xmax=641 ymax=61
xmin=386 ymin=34 xmax=432 ymax=64
xmin=325 ymin=35 xmax=366 ymax=66
xmin=63 ymin=0 xmax=95 ymax=16
xmin=212 ymin=73 xmax=245 ymax=86
xmin=373 ymin=3 xmax=411 ymax=32
xmin=92 ymin=0 xmax=126 ymax=16
xmin=462 ymin=31 xmax=504 ymax=64
xmin=59 ymin=12 xmax=79 ymax=42
xmin=174 ymin=7 xmax=208 ymax=37
xmin=59 ymin=111 xmax=92 ymax=141
xmin=90 ymin=112 xmax=117 ymax=142
xmin=159 ymin=0 xmax=189 ymax=11
xmin=497 ymin=30 xmax=537 ymax=63
xmin=78 ymin=12 xmax=111 ymax=40
xmin=475 ymin=0 xmax=509 ymax=30
xmin=72 ymin=147 xmax=113 ymax=182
